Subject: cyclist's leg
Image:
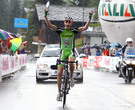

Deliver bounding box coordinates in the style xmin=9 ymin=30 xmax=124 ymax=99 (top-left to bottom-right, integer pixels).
xmin=69 ymin=51 xmax=76 ymax=87
xmin=57 ymin=64 xmax=64 ymax=101
xmin=69 ymin=50 xmax=76 ymax=78
xmin=56 ymin=51 xmax=65 ymax=101
xmin=57 ymin=66 xmax=64 ymax=92
xmin=69 ymin=57 xmax=75 ymax=77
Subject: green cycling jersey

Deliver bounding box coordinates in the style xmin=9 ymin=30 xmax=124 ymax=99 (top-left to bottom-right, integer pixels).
xmin=55 ymin=27 xmax=79 ymax=51
xmin=55 ymin=27 xmax=79 ymax=67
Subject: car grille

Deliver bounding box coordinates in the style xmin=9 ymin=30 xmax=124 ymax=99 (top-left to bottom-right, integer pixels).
xmin=51 ymin=65 xmax=57 ymax=70
xmin=39 ymin=73 xmax=48 ymax=76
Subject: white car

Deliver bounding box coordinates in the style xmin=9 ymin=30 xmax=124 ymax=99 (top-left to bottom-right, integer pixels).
xmin=35 ymin=45 xmax=83 ymax=83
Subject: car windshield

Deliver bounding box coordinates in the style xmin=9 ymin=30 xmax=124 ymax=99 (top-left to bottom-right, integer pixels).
xmin=42 ymin=49 xmax=60 ymax=57
xmin=45 ymin=45 xmax=60 ymax=48
xmin=124 ymin=47 xmax=135 ymax=58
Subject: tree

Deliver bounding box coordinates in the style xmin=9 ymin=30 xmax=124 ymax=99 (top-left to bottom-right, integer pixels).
xmin=9 ymin=0 xmax=22 ymax=33
xmin=67 ymin=0 xmax=90 ymax=6
xmin=0 ymin=0 xmax=10 ymax=31
xmin=35 ymin=0 xmax=65 ymax=5
xmin=89 ymin=0 xmax=100 ymax=7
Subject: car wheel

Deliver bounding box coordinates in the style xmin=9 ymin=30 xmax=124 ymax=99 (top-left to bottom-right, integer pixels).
xmin=36 ymin=76 xmax=43 ymax=83
xmin=36 ymin=72 xmax=43 ymax=83
xmin=78 ymin=78 xmax=83 ymax=83
xmin=77 ymin=74 xmax=83 ymax=83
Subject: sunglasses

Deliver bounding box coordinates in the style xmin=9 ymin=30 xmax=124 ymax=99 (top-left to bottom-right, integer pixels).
xmin=65 ymin=20 xmax=72 ymax=23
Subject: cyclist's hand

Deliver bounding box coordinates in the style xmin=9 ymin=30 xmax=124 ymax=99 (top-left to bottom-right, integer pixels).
xmin=89 ymin=11 xmax=93 ymax=19
xmin=44 ymin=8 xmax=48 ymax=17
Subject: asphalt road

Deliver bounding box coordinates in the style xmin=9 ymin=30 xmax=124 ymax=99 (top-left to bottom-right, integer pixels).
xmin=0 ymin=62 xmax=135 ymax=110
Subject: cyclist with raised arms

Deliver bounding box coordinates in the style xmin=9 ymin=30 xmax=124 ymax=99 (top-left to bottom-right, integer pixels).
xmin=44 ymin=8 xmax=93 ymax=101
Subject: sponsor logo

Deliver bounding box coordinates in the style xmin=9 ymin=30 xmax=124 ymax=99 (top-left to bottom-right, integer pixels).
xmin=63 ymin=38 xmax=72 ymax=45
xmin=63 ymin=38 xmax=72 ymax=40
xmin=99 ymin=3 xmax=135 ymax=22
xmin=63 ymin=35 xmax=73 ymax=37
xmin=64 ymin=42 xmax=71 ymax=45
xmin=99 ymin=3 xmax=135 ymax=17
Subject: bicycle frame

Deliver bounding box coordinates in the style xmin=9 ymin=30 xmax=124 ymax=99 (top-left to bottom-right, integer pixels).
xmin=57 ymin=58 xmax=78 ymax=108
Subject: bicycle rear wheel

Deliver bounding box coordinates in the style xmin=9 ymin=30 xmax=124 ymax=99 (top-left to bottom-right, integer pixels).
xmin=63 ymin=76 xmax=67 ymax=108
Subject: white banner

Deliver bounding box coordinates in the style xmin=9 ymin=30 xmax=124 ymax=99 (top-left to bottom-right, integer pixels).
xmin=82 ymin=56 xmax=120 ymax=71
xmin=0 ymin=54 xmax=27 ymax=82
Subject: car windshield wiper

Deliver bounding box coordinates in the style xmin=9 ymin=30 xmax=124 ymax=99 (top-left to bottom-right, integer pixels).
xmin=44 ymin=56 xmax=52 ymax=57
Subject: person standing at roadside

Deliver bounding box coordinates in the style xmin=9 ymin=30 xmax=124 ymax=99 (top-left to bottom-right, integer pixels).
xmin=113 ymin=46 xmax=120 ymax=57
xmin=96 ymin=48 xmax=101 ymax=56
xmin=1 ymin=40 xmax=8 ymax=54
xmin=84 ymin=49 xmax=91 ymax=56
xmin=102 ymin=47 xmax=109 ymax=56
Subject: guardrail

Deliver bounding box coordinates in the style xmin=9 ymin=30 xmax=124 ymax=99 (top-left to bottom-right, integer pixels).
xmin=82 ymin=56 xmax=120 ymax=72
xmin=0 ymin=54 xmax=27 ymax=82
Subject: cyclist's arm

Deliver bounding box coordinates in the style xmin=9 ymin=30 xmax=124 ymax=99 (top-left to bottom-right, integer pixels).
xmin=45 ymin=16 xmax=57 ymax=31
xmin=78 ymin=18 xmax=91 ymax=32
xmin=44 ymin=9 xmax=57 ymax=31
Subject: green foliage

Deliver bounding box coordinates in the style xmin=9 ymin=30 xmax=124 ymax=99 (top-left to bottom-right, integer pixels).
xmin=88 ymin=0 xmax=100 ymax=7
xmin=67 ymin=0 xmax=89 ymax=6
xmin=9 ymin=0 xmax=22 ymax=33
xmin=0 ymin=0 xmax=23 ymax=32
xmin=34 ymin=0 xmax=65 ymax=5
xmin=0 ymin=0 xmax=10 ymax=31
xmin=25 ymin=0 xmax=37 ymax=8
xmin=67 ymin=0 xmax=100 ymax=7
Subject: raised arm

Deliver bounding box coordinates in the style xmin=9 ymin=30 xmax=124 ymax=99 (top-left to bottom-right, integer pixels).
xmin=44 ymin=8 xmax=57 ymax=31
xmin=78 ymin=11 xmax=93 ymax=32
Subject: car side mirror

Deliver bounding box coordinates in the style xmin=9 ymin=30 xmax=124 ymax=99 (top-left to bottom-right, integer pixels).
xmin=34 ymin=54 xmax=40 ymax=58
xmin=79 ymin=53 xmax=87 ymax=58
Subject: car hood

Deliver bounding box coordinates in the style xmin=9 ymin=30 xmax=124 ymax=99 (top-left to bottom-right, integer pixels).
xmin=36 ymin=57 xmax=83 ymax=66
xmin=37 ymin=57 xmax=58 ymax=65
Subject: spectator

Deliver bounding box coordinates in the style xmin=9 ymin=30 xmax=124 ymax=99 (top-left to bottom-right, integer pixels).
xmin=113 ymin=46 xmax=120 ymax=57
xmin=96 ymin=48 xmax=101 ymax=56
xmin=20 ymin=48 xmax=26 ymax=54
xmin=6 ymin=42 xmax=12 ymax=54
xmin=102 ymin=47 xmax=109 ymax=56
xmin=0 ymin=39 xmax=3 ymax=54
xmin=110 ymin=49 xmax=115 ymax=57
xmin=84 ymin=49 xmax=91 ymax=56
xmin=1 ymin=40 xmax=8 ymax=54
xmin=20 ymin=43 xmax=27 ymax=54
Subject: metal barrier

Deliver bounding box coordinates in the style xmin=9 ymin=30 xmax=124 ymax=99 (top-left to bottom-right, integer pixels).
xmin=0 ymin=54 xmax=27 ymax=82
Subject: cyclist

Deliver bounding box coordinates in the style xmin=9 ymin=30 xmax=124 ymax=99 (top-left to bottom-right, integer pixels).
xmin=44 ymin=8 xmax=93 ymax=101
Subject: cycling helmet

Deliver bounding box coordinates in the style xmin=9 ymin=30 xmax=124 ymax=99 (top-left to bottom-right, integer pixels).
xmin=65 ymin=15 xmax=73 ymax=22
xmin=126 ymin=38 xmax=133 ymax=43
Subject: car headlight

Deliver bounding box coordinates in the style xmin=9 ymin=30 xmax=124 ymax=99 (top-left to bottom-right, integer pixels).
xmin=125 ymin=60 xmax=131 ymax=64
xmin=74 ymin=64 xmax=81 ymax=69
xmin=38 ymin=64 xmax=48 ymax=69
xmin=132 ymin=61 xmax=135 ymax=65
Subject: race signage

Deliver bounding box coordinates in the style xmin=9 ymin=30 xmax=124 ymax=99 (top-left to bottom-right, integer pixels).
xmin=14 ymin=18 xmax=28 ymax=28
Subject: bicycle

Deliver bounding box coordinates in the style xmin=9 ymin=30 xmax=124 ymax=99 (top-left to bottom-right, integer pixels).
xmin=57 ymin=58 xmax=78 ymax=108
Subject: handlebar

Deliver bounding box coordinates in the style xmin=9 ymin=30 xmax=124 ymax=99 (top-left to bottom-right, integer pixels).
xmin=57 ymin=59 xmax=78 ymax=65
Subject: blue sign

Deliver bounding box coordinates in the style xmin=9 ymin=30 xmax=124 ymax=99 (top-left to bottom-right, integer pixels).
xmin=14 ymin=18 xmax=28 ymax=28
